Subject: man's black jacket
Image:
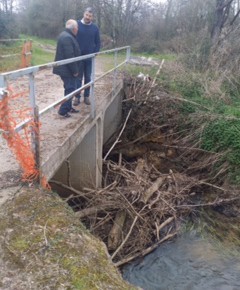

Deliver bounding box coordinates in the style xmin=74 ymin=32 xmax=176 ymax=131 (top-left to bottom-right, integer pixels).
xmin=53 ymin=29 xmax=81 ymax=78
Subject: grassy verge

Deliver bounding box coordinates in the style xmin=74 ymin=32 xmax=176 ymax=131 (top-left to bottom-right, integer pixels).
xmin=0 ymin=35 xmax=56 ymax=72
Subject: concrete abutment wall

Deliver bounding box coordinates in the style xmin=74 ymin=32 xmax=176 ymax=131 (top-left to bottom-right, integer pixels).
xmin=51 ymin=83 xmax=123 ymax=190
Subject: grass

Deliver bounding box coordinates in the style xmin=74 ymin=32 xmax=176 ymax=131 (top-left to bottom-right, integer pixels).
xmin=0 ymin=40 xmax=23 ymax=72
xmin=0 ymin=35 xmax=56 ymax=72
xmin=31 ymin=45 xmax=55 ymax=66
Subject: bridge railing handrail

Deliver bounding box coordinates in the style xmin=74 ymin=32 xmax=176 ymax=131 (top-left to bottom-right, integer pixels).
xmin=0 ymin=46 xmax=130 ymax=80
xmin=0 ymin=46 xmax=131 ymax=176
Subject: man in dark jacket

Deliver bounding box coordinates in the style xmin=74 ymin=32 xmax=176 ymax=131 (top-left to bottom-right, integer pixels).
xmin=53 ymin=19 xmax=81 ymax=118
xmin=73 ymin=7 xmax=101 ymax=106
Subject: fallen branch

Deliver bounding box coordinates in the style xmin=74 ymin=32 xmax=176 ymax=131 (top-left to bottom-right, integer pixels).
xmin=155 ymin=216 xmax=175 ymax=241
xmin=175 ymin=197 xmax=240 ymax=208
xmin=111 ymin=216 xmax=138 ymax=261
xmin=146 ymin=59 xmax=165 ymax=97
xmin=108 ymin=210 xmax=127 ymax=251
xmin=104 ymin=109 xmax=132 ymax=161
xmin=114 ymin=232 xmax=177 ymax=267
xmin=142 ymin=176 xmax=165 ymax=203
xmin=75 ymin=203 xmax=119 ymax=219
xmin=50 ymin=180 xmax=88 ymax=199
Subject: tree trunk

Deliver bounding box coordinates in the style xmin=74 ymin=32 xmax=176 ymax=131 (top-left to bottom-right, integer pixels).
xmin=211 ymin=0 xmax=234 ymax=42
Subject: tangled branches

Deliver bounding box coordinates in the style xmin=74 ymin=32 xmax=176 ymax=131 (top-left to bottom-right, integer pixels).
xmin=52 ymin=76 xmax=240 ymax=267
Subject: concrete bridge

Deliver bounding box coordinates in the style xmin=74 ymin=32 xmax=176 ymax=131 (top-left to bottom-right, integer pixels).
xmin=0 ymin=47 xmax=130 ymax=195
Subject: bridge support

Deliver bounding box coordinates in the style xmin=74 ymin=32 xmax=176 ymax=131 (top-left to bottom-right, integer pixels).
xmin=50 ymin=82 xmax=123 ymax=190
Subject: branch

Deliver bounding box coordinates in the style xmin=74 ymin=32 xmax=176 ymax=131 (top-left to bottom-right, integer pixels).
xmin=75 ymin=203 xmax=119 ymax=219
xmin=217 ymin=0 xmax=234 ymax=10
xmin=114 ymin=232 xmax=177 ymax=267
xmin=104 ymin=109 xmax=132 ymax=161
xmin=230 ymin=9 xmax=240 ymax=25
xmin=111 ymin=216 xmax=138 ymax=260
xmin=145 ymin=59 xmax=165 ymax=99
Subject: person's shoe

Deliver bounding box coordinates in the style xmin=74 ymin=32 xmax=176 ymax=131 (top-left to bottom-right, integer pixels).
xmin=73 ymin=97 xmax=80 ymax=106
xmin=84 ymin=97 xmax=90 ymax=105
xmin=58 ymin=112 xmax=71 ymax=118
xmin=70 ymin=108 xmax=80 ymax=113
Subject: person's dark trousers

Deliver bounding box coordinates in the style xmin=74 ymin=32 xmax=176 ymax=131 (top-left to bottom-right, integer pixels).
xmin=76 ymin=59 xmax=92 ymax=100
xmin=59 ymin=77 xmax=77 ymax=115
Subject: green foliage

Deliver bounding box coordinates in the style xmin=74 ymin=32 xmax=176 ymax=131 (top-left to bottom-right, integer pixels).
xmin=202 ymin=119 xmax=240 ymax=152
xmin=201 ymin=119 xmax=240 ymax=182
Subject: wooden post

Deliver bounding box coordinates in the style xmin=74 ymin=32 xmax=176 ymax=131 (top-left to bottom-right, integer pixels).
xmin=21 ymin=40 xmax=32 ymax=68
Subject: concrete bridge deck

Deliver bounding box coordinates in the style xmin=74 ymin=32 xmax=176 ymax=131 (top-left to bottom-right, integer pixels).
xmin=0 ymin=57 xmax=124 ymax=192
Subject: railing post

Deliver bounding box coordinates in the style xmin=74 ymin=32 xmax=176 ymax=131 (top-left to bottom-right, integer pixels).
xmin=28 ymin=72 xmax=40 ymax=179
xmin=0 ymin=75 xmax=6 ymax=100
xmin=21 ymin=40 xmax=27 ymax=68
xmin=33 ymin=105 xmax=41 ymax=182
xmin=113 ymin=50 xmax=118 ymax=94
xmin=90 ymin=56 xmax=96 ymax=118
xmin=126 ymin=46 xmax=131 ymax=62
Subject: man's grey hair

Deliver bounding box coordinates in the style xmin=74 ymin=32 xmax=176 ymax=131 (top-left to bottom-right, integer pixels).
xmin=84 ymin=7 xmax=94 ymax=14
xmin=65 ymin=19 xmax=78 ymax=30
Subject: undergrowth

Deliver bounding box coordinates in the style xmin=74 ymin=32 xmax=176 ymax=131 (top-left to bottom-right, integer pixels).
xmin=201 ymin=119 xmax=240 ymax=183
xmin=124 ymin=57 xmax=240 ymax=184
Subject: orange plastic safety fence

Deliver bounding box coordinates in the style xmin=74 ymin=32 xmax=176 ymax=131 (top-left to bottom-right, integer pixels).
xmin=0 ymin=85 xmax=50 ymax=189
xmin=0 ymin=88 xmax=39 ymax=182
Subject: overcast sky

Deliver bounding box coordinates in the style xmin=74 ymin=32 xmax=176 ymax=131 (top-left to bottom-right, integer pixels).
xmin=152 ymin=0 xmax=167 ymax=3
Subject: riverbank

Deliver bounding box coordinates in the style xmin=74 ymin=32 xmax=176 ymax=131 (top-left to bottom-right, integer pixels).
xmin=0 ymin=186 xmax=137 ymax=290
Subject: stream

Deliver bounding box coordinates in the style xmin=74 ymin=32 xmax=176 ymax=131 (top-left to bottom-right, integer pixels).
xmin=123 ymin=221 xmax=240 ymax=290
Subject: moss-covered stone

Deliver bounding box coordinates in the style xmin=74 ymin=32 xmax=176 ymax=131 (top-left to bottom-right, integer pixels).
xmin=0 ymin=186 xmax=137 ymax=290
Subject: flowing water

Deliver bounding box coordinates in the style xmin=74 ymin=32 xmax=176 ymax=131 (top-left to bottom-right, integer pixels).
xmin=123 ymin=226 xmax=240 ymax=290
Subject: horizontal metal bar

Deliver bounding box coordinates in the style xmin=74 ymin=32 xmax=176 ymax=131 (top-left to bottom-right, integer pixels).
xmin=13 ymin=61 xmax=129 ymax=128
xmin=0 ymin=47 xmax=130 ymax=81
xmin=0 ymin=54 xmax=95 ymax=80
xmin=15 ymin=117 xmax=32 ymax=132
xmin=97 ymin=46 xmax=130 ymax=55
xmin=39 ymin=59 xmax=128 ymax=116
xmin=95 ymin=59 xmax=128 ymax=83
xmin=39 ymin=81 xmax=93 ymax=116
xmin=6 ymin=46 xmax=130 ymax=132
xmin=0 ymin=54 xmax=20 ymax=58
xmin=0 ymin=39 xmax=24 ymax=42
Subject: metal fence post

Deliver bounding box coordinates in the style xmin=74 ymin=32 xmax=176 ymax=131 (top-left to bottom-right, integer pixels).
xmin=90 ymin=56 xmax=96 ymax=118
xmin=28 ymin=72 xmax=40 ymax=179
xmin=0 ymin=75 xmax=6 ymax=101
xmin=113 ymin=50 xmax=118 ymax=94
xmin=126 ymin=46 xmax=131 ymax=62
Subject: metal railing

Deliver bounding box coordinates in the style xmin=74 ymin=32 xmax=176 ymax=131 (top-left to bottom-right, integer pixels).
xmin=0 ymin=46 xmax=131 ymax=174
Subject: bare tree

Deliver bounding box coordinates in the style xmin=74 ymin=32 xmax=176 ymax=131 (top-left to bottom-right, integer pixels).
xmin=211 ymin=0 xmax=235 ymax=42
